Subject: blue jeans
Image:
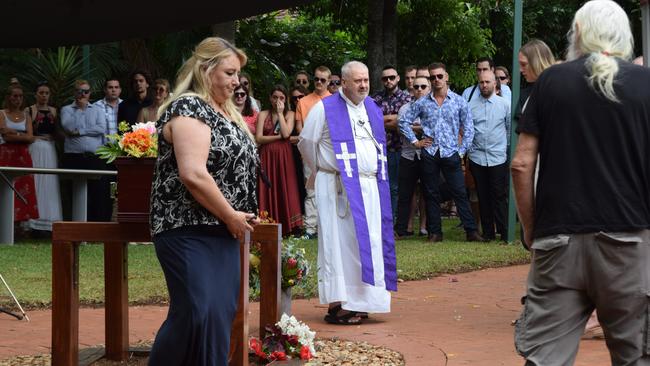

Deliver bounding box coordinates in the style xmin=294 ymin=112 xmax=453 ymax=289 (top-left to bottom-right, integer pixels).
xmin=387 ymin=150 xmax=401 ymax=220
xmin=420 ymin=150 xmax=477 ymax=235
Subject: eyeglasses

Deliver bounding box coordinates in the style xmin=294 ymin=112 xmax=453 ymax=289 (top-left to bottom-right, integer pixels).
xmin=156 ymin=87 xmax=167 ymax=92
xmin=329 ymin=80 xmax=341 ymax=86
xmin=381 ymin=75 xmax=397 ymax=82
xmin=413 ymin=84 xmax=428 ymax=90
xmin=429 ymin=74 xmax=445 ymax=81
xmin=290 ymin=95 xmax=305 ymax=102
xmin=296 ymin=79 xmax=309 ymax=85
xmin=234 ymin=92 xmax=247 ymax=98
xmin=497 ymin=76 xmax=508 ymax=81
xmin=77 ymin=89 xmax=91 ymax=95
xmin=313 ymin=77 xmax=327 ymax=84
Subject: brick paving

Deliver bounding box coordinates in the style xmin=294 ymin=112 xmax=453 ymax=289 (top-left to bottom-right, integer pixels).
xmin=0 ymin=264 xmax=609 ymax=365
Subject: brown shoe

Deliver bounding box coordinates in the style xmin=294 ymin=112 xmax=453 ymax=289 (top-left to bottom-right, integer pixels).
xmin=466 ymin=231 xmax=487 ymax=242
xmin=427 ymin=233 xmax=443 ymax=242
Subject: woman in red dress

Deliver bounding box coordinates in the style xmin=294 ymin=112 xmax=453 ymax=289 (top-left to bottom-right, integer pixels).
xmin=255 ymin=85 xmax=303 ymax=236
xmin=0 ymin=84 xmax=39 ymax=223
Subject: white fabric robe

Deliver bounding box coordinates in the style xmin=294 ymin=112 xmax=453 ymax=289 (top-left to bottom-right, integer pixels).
xmin=298 ymin=90 xmax=391 ymax=313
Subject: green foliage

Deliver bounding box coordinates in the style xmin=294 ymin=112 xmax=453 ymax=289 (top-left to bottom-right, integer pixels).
xmin=22 ymin=47 xmax=86 ymax=108
xmin=397 ymin=0 xmax=495 ymax=90
xmin=236 ymin=12 xmax=365 ymax=107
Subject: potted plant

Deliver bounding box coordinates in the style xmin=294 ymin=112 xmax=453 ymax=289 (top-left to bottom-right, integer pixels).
xmin=279 ymin=238 xmax=310 ymax=316
xmin=96 ymin=121 xmax=157 ymax=223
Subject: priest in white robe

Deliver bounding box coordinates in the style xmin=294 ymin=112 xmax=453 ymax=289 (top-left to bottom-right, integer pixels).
xmin=298 ymin=61 xmax=397 ymax=325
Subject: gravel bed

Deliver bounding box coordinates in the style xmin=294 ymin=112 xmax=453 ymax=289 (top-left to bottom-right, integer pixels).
xmin=0 ymin=338 xmax=404 ymax=366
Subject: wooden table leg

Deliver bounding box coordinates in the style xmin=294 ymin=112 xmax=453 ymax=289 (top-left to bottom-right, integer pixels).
xmin=105 ymin=242 xmax=128 ymax=361
xmin=229 ymin=238 xmax=249 ymax=366
xmin=51 ymin=241 xmax=79 ymax=366
xmin=259 ymin=238 xmax=281 ymax=335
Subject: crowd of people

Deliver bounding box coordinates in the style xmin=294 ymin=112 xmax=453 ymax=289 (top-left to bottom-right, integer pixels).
xmin=2 ymin=35 xmax=644 ymax=243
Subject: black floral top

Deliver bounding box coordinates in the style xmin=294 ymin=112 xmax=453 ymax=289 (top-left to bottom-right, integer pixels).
xmin=150 ymin=95 xmax=258 ymax=236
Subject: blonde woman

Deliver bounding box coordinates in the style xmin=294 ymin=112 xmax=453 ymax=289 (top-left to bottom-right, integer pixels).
xmin=136 ymin=78 xmax=170 ymax=122
xmin=149 ymin=37 xmax=260 ymax=365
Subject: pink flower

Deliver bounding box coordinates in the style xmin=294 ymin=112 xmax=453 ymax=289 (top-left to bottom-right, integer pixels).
xmin=287 ymin=258 xmax=297 ymax=268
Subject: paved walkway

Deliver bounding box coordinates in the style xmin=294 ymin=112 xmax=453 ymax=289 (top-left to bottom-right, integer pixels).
xmin=0 ymin=265 xmax=609 ymax=365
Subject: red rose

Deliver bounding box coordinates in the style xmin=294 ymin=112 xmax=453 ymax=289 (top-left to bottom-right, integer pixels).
xmin=287 ymin=258 xmax=298 ymax=268
xmin=300 ymin=345 xmax=312 ymax=360
xmin=270 ymin=351 xmax=287 ymax=361
xmin=287 ymin=335 xmax=299 ymax=346
xmin=249 ymin=338 xmax=266 ymax=359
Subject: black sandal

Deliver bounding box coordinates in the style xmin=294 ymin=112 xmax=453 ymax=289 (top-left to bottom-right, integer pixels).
xmin=324 ymin=304 xmax=363 ymax=325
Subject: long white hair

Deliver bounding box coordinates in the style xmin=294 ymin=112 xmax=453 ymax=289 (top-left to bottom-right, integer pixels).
xmin=566 ymin=0 xmax=634 ymax=103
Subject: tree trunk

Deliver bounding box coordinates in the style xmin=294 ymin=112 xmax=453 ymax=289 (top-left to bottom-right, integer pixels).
xmin=382 ymin=0 xmax=398 ymax=68
xmin=367 ymin=0 xmax=384 ymax=93
xmin=212 ymin=21 xmax=236 ymax=44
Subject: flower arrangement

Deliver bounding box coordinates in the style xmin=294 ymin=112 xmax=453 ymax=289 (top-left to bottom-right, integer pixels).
xmin=281 ymin=237 xmax=310 ymax=290
xmin=96 ymin=121 xmax=157 ymax=163
xmin=249 ymin=314 xmax=316 ymax=364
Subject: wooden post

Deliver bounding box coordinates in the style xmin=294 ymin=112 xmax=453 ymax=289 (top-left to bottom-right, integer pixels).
xmin=259 ymin=225 xmax=282 ymax=335
xmin=104 ymin=242 xmax=129 ymax=361
xmin=229 ymin=235 xmax=250 ymax=366
xmin=51 ymin=241 xmax=79 ymax=366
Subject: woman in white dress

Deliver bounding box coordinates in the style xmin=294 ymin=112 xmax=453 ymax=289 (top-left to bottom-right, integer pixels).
xmin=26 ymin=82 xmax=62 ymax=231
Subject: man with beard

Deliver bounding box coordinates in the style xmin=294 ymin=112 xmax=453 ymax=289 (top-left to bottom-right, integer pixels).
xmin=400 ymin=63 xmax=483 ymax=242
xmin=372 ymin=65 xmax=411 ymax=220
xmin=467 ymin=71 xmax=510 ymax=241
xmin=511 ymin=1 xmax=650 ymax=364
xmin=299 ymin=61 xmax=397 ymax=325
xmin=117 ymin=70 xmax=152 ymax=126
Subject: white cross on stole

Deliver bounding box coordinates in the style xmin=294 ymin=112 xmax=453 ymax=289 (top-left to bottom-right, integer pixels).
xmin=335 ymin=142 xmax=356 ymax=178
xmin=378 ymin=143 xmax=387 ymax=181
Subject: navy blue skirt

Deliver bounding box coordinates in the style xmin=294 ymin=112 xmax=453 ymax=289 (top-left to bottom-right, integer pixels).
xmin=149 ymin=225 xmax=240 ymax=366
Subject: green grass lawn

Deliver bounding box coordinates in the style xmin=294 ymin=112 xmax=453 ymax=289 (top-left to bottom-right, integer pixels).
xmin=0 ymin=219 xmax=530 ymax=309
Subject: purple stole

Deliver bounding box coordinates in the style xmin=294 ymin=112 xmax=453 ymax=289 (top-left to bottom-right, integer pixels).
xmin=322 ymin=93 xmax=397 ymax=292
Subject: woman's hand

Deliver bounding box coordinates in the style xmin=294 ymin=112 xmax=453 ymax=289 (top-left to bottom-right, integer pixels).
xmin=276 ymin=100 xmax=285 ymax=114
xmin=224 ymin=211 xmax=258 ymax=241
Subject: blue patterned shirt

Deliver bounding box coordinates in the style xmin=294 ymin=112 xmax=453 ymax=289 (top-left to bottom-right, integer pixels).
xmin=399 ymin=90 xmax=474 ymax=157
xmin=372 ymin=88 xmax=411 ymax=152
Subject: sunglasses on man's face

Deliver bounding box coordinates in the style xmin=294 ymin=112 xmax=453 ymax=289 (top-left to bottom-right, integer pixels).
xmin=314 ymin=77 xmax=327 ymax=84
xmin=234 ymin=92 xmax=247 ymax=98
xmin=497 ymin=76 xmax=508 ymax=81
xmin=413 ymin=84 xmax=428 ymax=90
xmin=429 ymin=74 xmax=445 ymax=81
xmin=381 ymin=75 xmax=397 ymax=82
xmin=291 ymin=95 xmax=305 ymax=102
xmin=240 ymin=81 xmax=250 ymax=87
xmin=329 ymin=80 xmax=341 ymax=86
xmin=296 ymin=79 xmax=308 ymax=85
xmin=77 ymin=89 xmax=91 ymax=95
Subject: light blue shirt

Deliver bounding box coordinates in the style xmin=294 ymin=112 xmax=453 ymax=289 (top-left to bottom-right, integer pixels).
xmin=462 ymin=83 xmax=511 ymax=105
xmin=94 ymin=98 xmax=122 ymax=140
xmin=399 ymin=90 xmax=474 ymax=158
xmin=468 ymin=93 xmax=511 ymax=166
xmin=60 ymin=102 xmax=107 ymax=153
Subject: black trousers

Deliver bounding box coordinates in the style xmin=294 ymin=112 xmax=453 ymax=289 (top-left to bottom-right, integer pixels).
xmin=394 ymin=155 xmax=425 ymax=235
xmin=468 ymin=160 xmax=508 ymax=239
xmin=149 ymin=225 xmax=240 ymax=366
xmin=62 ymin=152 xmax=113 ymax=222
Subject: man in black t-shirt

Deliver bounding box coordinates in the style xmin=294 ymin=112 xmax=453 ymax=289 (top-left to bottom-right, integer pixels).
xmin=511 ymin=1 xmax=650 ymax=365
xmin=117 ymin=70 xmax=153 ymax=126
